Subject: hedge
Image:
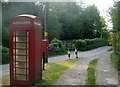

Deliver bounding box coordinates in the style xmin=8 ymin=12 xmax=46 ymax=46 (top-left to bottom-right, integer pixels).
xmin=48 ymin=38 xmax=66 ymax=56
xmin=72 ymin=38 xmax=109 ymax=51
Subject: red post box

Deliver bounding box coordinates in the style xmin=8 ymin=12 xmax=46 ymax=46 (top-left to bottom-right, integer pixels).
xmin=9 ymin=14 xmax=42 ymax=85
xmin=41 ymin=39 xmax=48 ymax=52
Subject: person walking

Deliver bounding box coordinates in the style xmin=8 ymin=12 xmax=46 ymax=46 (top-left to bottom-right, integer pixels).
xmin=75 ymin=48 xmax=78 ymax=58
xmin=68 ymin=49 xmax=70 ymax=60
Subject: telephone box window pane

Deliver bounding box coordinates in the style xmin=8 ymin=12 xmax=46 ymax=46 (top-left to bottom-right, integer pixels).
xmin=13 ymin=49 xmax=15 ymax=54
xmin=15 ymin=31 xmax=27 ymax=36
xmin=16 ymin=68 xmax=27 ymax=74
xmin=15 ymin=62 xmax=28 ymax=68
xmin=16 ymin=43 xmax=27 ymax=48
xmin=13 ymin=68 xmax=15 ymax=72
xmin=13 ymin=56 xmax=15 ymax=60
xmin=16 ymin=37 xmax=28 ymax=42
xmin=16 ymin=56 xmax=27 ymax=62
xmin=13 ymin=43 xmax=15 ymax=48
xmin=13 ymin=37 xmax=15 ymax=42
xmin=15 ymin=75 xmax=27 ymax=80
xmin=16 ymin=50 xmax=28 ymax=55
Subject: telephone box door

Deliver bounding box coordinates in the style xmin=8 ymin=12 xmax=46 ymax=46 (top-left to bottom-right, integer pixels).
xmin=10 ymin=27 xmax=31 ymax=85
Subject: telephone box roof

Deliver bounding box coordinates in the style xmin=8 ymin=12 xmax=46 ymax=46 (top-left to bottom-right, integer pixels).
xmin=16 ymin=14 xmax=37 ymax=19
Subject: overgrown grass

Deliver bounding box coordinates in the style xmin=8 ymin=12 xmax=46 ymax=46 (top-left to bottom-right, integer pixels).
xmin=111 ymin=52 xmax=120 ymax=83
xmin=110 ymin=52 xmax=120 ymax=80
xmin=1 ymin=74 xmax=10 ymax=85
xmin=1 ymin=58 xmax=80 ymax=86
xmin=87 ymin=59 xmax=98 ymax=87
xmin=110 ymin=52 xmax=119 ymax=70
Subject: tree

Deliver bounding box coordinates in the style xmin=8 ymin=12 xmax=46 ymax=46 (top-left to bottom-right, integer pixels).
xmin=110 ymin=1 xmax=120 ymax=53
xmin=2 ymin=2 xmax=107 ymax=46
xmin=78 ymin=5 xmax=105 ymax=39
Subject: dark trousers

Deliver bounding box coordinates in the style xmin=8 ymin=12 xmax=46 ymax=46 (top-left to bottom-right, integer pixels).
xmin=68 ymin=54 xmax=70 ymax=59
xmin=75 ymin=52 xmax=78 ymax=58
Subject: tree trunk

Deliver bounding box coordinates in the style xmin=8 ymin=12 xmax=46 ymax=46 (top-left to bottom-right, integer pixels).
xmin=113 ymin=32 xmax=116 ymax=52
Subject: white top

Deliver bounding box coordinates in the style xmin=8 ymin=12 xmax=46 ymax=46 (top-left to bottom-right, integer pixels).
xmin=75 ymin=49 xmax=77 ymax=52
xmin=68 ymin=50 xmax=70 ymax=54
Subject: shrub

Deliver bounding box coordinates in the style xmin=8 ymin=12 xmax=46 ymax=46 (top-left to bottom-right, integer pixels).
xmin=63 ymin=40 xmax=75 ymax=51
xmin=111 ymin=52 xmax=119 ymax=70
xmin=2 ymin=46 xmax=9 ymax=64
xmin=48 ymin=38 xmax=66 ymax=56
xmin=85 ymin=39 xmax=94 ymax=45
xmin=2 ymin=27 xmax=9 ymax=48
xmin=74 ymin=40 xmax=87 ymax=50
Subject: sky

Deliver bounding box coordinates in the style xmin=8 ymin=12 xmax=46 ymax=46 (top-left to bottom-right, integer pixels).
xmin=81 ymin=0 xmax=115 ymax=29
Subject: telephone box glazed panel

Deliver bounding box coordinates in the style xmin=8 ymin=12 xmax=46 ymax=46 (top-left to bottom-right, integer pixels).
xmin=9 ymin=14 xmax=42 ymax=85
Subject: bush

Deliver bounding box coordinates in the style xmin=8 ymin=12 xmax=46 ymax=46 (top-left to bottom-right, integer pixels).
xmin=111 ymin=52 xmax=119 ymax=71
xmin=74 ymin=40 xmax=86 ymax=50
xmin=2 ymin=46 xmax=9 ymax=64
xmin=2 ymin=27 xmax=9 ymax=48
xmin=85 ymin=39 xmax=94 ymax=45
xmin=62 ymin=40 xmax=75 ymax=51
xmin=48 ymin=38 xmax=66 ymax=56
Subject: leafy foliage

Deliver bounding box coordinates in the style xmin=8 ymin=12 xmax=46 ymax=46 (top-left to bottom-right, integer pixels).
xmin=111 ymin=52 xmax=119 ymax=70
xmin=109 ymin=1 xmax=120 ymax=75
xmin=48 ymin=38 xmax=66 ymax=56
xmin=110 ymin=1 xmax=120 ymax=54
xmin=2 ymin=27 xmax=9 ymax=48
xmin=73 ymin=38 xmax=109 ymax=51
xmin=74 ymin=39 xmax=87 ymax=51
xmin=2 ymin=46 xmax=9 ymax=64
xmin=2 ymin=2 xmax=108 ymax=48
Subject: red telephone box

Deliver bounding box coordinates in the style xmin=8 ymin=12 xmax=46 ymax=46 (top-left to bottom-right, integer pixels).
xmin=9 ymin=14 xmax=42 ymax=85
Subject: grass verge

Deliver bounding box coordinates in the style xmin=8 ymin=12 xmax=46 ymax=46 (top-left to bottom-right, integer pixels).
xmin=1 ymin=58 xmax=80 ymax=86
xmin=48 ymin=52 xmax=67 ymax=57
xmin=110 ymin=52 xmax=120 ymax=80
xmin=87 ymin=58 xmax=98 ymax=87
xmin=110 ymin=52 xmax=119 ymax=70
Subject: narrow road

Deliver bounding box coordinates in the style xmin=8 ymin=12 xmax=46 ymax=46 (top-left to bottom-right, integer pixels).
xmin=49 ymin=46 xmax=112 ymax=63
